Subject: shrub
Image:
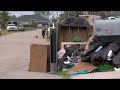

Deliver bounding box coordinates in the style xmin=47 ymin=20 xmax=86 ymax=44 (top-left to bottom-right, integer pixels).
xmin=23 ymin=24 xmax=30 ymax=27
xmin=73 ymin=37 xmax=81 ymax=42
xmin=93 ymin=63 xmax=114 ymax=72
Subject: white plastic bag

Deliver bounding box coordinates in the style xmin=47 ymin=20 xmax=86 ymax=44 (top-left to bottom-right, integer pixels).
xmin=57 ymin=49 xmax=66 ymax=59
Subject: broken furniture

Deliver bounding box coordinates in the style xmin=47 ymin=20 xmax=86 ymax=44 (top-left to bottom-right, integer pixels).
xmin=57 ymin=44 xmax=87 ymax=70
xmin=29 ymin=43 xmax=50 ymax=72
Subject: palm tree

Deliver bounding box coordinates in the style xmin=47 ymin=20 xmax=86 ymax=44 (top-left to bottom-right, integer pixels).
xmin=0 ymin=11 xmax=11 ymax=28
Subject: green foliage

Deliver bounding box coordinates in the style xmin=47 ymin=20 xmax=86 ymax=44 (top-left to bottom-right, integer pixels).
xmin=58 ymin=11 xmax=84 ymax=22
xmin=58 ymin=11 xmax=74 ymax=22
xmin=0 ymin=11 xmax=11 ymax=28
xmin=73 ymin=37 xmax=81 ymax=42
xmin=1 ymin=29 xmax=13 ymax=35
xmin=10 ymin=15 xmax=16 ymax=21
xmin=50 ymin=71 xmax=70 ymax=79
xmin=29 ymin=20 xmax=37 ymax=27
xmin=23 ymin=20 xmax=37 ymax=30
xmin=23 ymin=24 xmax=30 ymax=27
xmin=93 ymin=63 xmax=114 ymax=72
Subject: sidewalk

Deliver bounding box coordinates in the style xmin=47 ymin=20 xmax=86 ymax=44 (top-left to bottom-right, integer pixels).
xmin=71 ymin=71 xmax=120 ymax=79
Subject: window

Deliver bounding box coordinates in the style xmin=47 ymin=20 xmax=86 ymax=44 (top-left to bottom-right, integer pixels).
xmin=8 ymin=24 xmax=15 ymax=26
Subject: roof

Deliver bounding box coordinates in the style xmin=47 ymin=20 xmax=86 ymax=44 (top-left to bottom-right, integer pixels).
xmin=14 ymin=14 xmax=49 ymax=22
xmin=61 ymin=17 xmax=89 ymax=27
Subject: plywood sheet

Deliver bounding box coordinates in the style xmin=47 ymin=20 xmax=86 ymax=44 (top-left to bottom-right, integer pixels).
xmin=29 ymin=44 xmax=50 ymax=72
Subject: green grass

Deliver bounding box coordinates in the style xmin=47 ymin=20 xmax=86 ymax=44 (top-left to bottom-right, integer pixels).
xmin=49 ymin=71 xmax=71 ymax=79
xmin=1 ymin=29 xmax=13 ymax=35
xmin=93 ymin=63 xmax=115 ymax=72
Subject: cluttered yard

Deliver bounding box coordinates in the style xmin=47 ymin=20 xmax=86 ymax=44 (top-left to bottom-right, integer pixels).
xmin=1 ymin=12 xmax=120 ymax=79
xmin=28 ymin=15 xmax=120 ymax=79
xmin=55 ymin=15 xmax=120 ymax=78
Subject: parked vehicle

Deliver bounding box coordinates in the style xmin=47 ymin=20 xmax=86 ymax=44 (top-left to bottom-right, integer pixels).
xmin=18 ymin=24 xmax=25 ymax=31
xmin=7 ymin=24 xmax=17 ymax=31
xmin=7 ymin=21 xmax=25 ymax=31
xmin=107 ymin=16 xmax=117 ymax=20
xmin=7 ymin=21 xmax=18 ymax=26
xmin=37 ymin=24 xmax=42 ymax=28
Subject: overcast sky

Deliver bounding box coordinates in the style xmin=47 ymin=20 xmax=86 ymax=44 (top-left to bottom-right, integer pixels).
xmin=9 ymin=11 xmax=61 ymax=18
xmin=10 ymin=11 xmax=35 ymax=17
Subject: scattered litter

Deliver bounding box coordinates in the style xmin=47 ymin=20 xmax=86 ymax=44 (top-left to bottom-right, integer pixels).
xmin=57 ymin=49 xmax=66 ymax=59
xmin=114 ymin=67 xmax=120 ymax=71
xmin=67 ymin=56 xmax=72 ymax=61
xmin=69 ymin=71 xmax=89 ymax=76
xmin=62 ymin=69 xmax=69 ymax=72
xmin=94 ymin=45 xmax=103 ymax=52
xmin=63 ymin=60 xmax=71 ymax=64
xmin=65 ymin=64 xmax=74 ymax=69
xmin=35 ymin=36 xmax=38 ymax=38
xmin=107 ymin=50 xmax=113 ymax=61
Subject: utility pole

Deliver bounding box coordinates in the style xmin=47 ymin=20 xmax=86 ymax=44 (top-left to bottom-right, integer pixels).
xmin=57 ymin=11 xmax=58 ymax=18
xmin=68 ymin=11 xmax=70 ymax=18
xmin=74 ymin=11 xmax=76 ymax=17
xmin=56 ymin=11 xmax=58 ymax=23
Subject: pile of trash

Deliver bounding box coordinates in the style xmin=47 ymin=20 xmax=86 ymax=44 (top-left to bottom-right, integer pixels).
xmin=83 ymin=36 xmax=120 ymax=67
xmin=57 ymin=36 xmax=120 ymax=76
xmin=57 ymin=44 xmax=85 ymax=69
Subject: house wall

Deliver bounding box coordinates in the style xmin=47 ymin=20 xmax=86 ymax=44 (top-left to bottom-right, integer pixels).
xmin=19 ymin=21 xmax=30 ymax=25
xmin=17 ymin=21 xmax=49 ymax=25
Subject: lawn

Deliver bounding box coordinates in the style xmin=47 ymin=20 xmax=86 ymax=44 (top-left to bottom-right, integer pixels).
xmin=49 ymin=71 xmax=71 ymax=79
xmin=1 ymin=29 xmax=13 ymax=35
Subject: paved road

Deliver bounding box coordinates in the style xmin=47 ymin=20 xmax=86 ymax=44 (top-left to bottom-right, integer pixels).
xmin=0 ymin=30 xmax=62 ymax=79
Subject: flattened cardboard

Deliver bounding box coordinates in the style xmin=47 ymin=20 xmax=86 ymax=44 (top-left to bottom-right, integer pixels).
xmin=67 ymin=62 xmax=97 ymax=74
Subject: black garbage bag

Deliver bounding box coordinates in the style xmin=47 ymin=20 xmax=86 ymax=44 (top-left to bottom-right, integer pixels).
xmin=85 ymin=36 xmax=120 ymax=57
xmin=65 ymin=44 xmax=84 ymax=57
xmin=113 ymin=50 xmax=120 ymax=68
xmin=98 ymin=41 xmax=120 ymax=60
xmin=84 ymin=36 xmax=107 ymax=59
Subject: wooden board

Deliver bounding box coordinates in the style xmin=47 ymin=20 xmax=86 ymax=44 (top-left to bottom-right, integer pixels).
xmin=59 ymin=26 xmax=90 ymax=43
xmin=29 ymin=44 xmax=50 ymax=72
xmin=62 ymin=27 xmax=71 ymax=42
xmin=61 ymin=42 xmax=87 ymax=49
xmin=67 ymin=62 xmax=97 ymax=74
